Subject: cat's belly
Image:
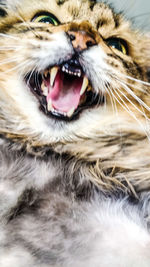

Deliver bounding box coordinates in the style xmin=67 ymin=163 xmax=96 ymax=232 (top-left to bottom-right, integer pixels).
xmin=0 ymin=191 xmax=150 ymax=267
xmin=0 ymin=146 xmax=149 ymax=266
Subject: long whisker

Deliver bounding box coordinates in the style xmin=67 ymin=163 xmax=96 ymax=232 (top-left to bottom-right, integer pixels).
xmin=107 ymin=85 xmax=124 ymax=140
xmin=3 ymin=60 xmax=32 ymax=74
xmin=114 ymin=76 xmax=147 ymax=93
xmin=115 ymin=85 xmax=150 ymax=122
xmin=0 ymin=46 xmax=24 ymax=51
xmin=16 ymin=59 xmax=35 ymax=82
xmin=105 ymin=82 xmax=116 ymax=115
xmin=116 ymin=72 xmax=150 ymax=87
xmin=117 ymin=81 xmax=150 ymax=130
xmin=117 ymin=79 xmax=150 ymax=113
xmin=0 ymin=56 xmax=22 ymax=66
xmin=0 ymin=33 xmax=20 ymax=41
xmin=111 ymin=87 xmax=150 ymax=140
xmin=109 ymin=71 xmax=150 ymax=113
xmin=109 ymin=87 xmax=136 ymax=121
xmin=35 ymin=71 xmax=41 ymax=91
xmin=16 ymin=11 xmax=40 ymax=38
xmin=26 ymin=67 xmax=36 ymax=88
xmin=111 ymin=73 xmax=150 ymax=126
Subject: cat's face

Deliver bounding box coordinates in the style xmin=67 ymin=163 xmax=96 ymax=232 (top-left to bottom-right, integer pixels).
xmin=0 ymin=0 xmax=149 ymax=148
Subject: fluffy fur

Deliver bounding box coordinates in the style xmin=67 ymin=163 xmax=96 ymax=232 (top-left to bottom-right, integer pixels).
xmin=0 ymin=0 xmax=149 ymax=266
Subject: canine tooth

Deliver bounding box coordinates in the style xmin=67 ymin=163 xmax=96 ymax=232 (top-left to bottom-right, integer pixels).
xmin=48 ymin=99 xmax=53 ymax=111
xmin=67 ymin=107 xmax=75 ymax=117
xmin=50 ymin=67 xmax=58 ymax=87
xmin=41 ymin=83 xmax=48 ymax=96
xmin=80 ymin=76 xmax=89 ymax=96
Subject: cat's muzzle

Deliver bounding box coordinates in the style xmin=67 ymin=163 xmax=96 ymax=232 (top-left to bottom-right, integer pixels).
xmin=25 ymin=57 xmax=104 ymax=121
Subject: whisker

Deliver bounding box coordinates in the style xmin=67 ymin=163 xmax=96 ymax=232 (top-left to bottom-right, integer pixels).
xmin=0 ymin=33 xmax=20 ymax=41
xmin=109 ymin=88 xmax=134 ymax=120
xmin=35 ymin=71 xmax=41 ymax=91
xmin=26 ymin=67 xmax=36 ymax=88
xmin=109 ymin=71 xmax=150 ymax=113
xmin=0 ymin=46 xmax=24 ymax=51
xmin=116 ymin=72 xmax=150 ymax=87
xmin=117 ymin=79 xmax=150 ymax=113
xmin=3 ymin=60 xmax=32 ymax=74
xmin=16 ymin=12 xmax=41 ymax=38
xmin=105 ymin=82 xmax=116 ymax=115
xmin=115 ymin=86 xmax=150 ymax=122
xmin=112 ymin=88 xmax=150 ymax=140
xmin=17 ymin=60 xmax=35 ymax=82
xmin=0 ymin=56 xmax=22 ymax=66
xmin=107 ymin=85 xmax=125 ymax=140
xmin=112 ymin=75 xmax=146 ymax=93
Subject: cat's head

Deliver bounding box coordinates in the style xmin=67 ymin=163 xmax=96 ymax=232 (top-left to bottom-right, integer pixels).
xmin=0 ymin=0 xmax=149 ymax=151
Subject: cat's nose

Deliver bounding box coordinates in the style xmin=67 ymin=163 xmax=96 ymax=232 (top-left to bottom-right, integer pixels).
xmin=68 ymin=30 xmax=96 ymax=52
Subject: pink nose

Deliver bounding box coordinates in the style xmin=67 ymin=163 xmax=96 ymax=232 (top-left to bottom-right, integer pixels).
xmin=68 ymin=30 xmax=96 ymax=51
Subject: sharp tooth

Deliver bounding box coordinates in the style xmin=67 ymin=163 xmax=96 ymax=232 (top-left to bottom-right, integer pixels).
xmin=67 ymin=107 xmax=75 ymax=117
xmin=80 ymin=76 xmax=89 ymax=96
xmin=41 ymin=83 xmax=48 ymax=96
xmin=47 ymin=99 xmax=53 ymax=111
xmin=62 ymin=66 xmax=65 ymax=72
xmin=50 ymin=67 xmax=58 ymax=87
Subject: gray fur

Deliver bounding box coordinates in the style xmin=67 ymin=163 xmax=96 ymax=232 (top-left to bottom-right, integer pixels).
xmin=0 ymin=138 xmax=149 ymax=266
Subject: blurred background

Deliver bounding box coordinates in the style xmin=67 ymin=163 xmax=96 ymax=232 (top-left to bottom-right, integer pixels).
xmin=98 ymin=0 xmax=150 ymax=31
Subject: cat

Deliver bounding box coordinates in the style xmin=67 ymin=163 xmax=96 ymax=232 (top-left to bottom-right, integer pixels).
xmin=0 ymin=0 xmax=150 ymax=266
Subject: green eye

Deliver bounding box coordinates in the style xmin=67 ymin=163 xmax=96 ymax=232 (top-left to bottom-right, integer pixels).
xmin=32 ymin=12 xmax=59 ymax=26
xmin=106 ymin=38 xmax=128 ymax=55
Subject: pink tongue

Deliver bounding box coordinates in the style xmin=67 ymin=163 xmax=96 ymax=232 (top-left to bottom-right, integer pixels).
xmin=47 ymin=70 xmax=83 ymax=113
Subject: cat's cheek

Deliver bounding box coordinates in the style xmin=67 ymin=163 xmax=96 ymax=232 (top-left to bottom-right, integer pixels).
xmin=21 ymin=32 xmax=74 ymax=71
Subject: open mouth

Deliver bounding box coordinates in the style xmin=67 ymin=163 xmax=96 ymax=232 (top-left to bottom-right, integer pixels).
xmin=25 ymin=57 xmax=104 ymax=121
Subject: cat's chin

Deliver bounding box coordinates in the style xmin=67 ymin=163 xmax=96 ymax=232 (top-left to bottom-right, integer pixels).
xmin=25 ymin=56 xmax=104 ymax=122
